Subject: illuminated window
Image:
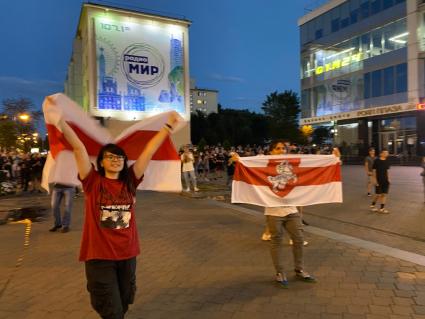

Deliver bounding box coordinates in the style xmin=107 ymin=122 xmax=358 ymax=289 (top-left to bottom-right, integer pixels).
xmin=197 ymin=99 xmax=203 ymax=104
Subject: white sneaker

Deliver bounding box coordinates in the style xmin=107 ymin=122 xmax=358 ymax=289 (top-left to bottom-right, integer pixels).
xmin=289 ymin=239 xmax=309 ymax=246
xmin=184 ymin=188 xmax=190 ymax=192
xmin=370 ymin=205 xmax=378 ymax=212
xmin=194 ymin=187 xmax=199 ymax=192
xmin=378 ymin=208 xmax=389 ymax=214
xmin=261 ymin=233 xmax=271 ymax=241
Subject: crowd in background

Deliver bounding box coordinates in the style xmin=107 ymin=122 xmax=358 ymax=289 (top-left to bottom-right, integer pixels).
xmin=178 ymin=142 xmax=336 ymax=189
xmin=0 ymin=142 xmax=335 ymax=195
xmin=0 ymin=151 xmax=47 ymax=195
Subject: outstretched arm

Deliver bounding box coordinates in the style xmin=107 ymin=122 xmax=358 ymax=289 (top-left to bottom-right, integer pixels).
xmin=133 ymin=112 xmax=179 ymax=179
xmin=58 ymin=118 xmax=91 ymax=180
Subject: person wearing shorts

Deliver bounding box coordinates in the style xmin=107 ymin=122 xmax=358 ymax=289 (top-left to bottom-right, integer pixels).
xmin=370 ymin=149 xmax=390 ymax=214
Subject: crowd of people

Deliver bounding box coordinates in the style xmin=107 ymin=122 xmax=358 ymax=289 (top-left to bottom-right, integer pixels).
xmin=0 ymin=151 xmax=47 ymax=195
xmin=177 ymin=142 xmax=337 ymax=191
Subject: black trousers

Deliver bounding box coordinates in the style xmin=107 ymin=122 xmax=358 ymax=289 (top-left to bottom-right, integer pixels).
xmin=85 ymin=258 xmax=137 ymax=319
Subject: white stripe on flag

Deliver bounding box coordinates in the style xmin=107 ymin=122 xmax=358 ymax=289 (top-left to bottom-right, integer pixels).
xmin=231 ymin=180 xmax=343 ymax=207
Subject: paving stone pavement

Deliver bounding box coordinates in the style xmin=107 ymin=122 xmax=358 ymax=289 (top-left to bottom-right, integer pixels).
xmin=0 ymin=165 xmax=425 ymax=318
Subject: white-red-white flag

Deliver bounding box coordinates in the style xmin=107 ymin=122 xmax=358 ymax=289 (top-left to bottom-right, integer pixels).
xmin=231 ymin=155 xmax=342 ymax=207
xmin=41 ymin=93 xmax=184 ymax=192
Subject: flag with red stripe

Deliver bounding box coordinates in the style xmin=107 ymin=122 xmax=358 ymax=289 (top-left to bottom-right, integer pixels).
xmin=231 ymin=155 xmax=342 ymax=207
xmin=41 ymin=93 xmax=184 ymax=192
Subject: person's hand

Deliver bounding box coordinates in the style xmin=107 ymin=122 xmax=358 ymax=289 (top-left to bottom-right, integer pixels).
xmin=165 ymin=111 xmax=179 ymax=130
xmin=332 ymin=147 xmax=341 ymax=158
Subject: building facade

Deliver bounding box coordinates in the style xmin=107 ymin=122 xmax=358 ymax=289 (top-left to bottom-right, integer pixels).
xmin=299 ymin=0 xmax=425 ymax=158
xmin=64 ymin=3 xmax=191 ymax=146
xmin=190 ymin=88 xmax=218 ymax=115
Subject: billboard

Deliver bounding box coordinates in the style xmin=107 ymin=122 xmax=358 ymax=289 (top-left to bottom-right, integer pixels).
xmin=93 ymin=15 xmax=187 ymax=120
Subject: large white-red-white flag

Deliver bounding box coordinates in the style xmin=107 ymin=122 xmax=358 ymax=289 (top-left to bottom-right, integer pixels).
xmin=231 ymin=155 xmax=342 ymax=207
xmin=41 ymin=93 xmax=184 ymax=192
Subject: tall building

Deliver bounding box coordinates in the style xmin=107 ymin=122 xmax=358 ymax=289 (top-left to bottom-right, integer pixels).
xmin=190 ymin=79 xmax=218 ymax=114
xmin=64 ymin=3 xmax=191 ymax=146
xmin=299 ymin=0 xmax=425 ymax=158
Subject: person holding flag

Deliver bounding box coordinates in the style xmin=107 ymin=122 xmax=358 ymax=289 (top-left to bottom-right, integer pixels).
xmin=262 ymin=140 xmax=317 ymax=288
xmin=231 ymin=140 xmax=342 ymax=288
xmin=50 ymin=103 xmax=179 ymax=318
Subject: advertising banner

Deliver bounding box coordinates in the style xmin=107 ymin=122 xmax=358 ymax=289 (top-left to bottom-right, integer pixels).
xmin=93 ymin=16 xmax=187 ymax=119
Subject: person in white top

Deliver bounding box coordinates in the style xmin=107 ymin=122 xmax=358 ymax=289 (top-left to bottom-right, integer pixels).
xmin=181 ymin=145 xmax=199 ymax=192
xmin=263 ymin=140 xmax=317 ymax=288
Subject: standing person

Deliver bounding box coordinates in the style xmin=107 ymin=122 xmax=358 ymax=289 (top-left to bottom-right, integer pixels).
xmin=181 ymin=145 xmax=199 ymax=192
xmin=263 ymin=140 xmax=316 ymax=287
xmin=364 ymin=148 xmax=376 ymax=197
xmin=55 ymin=111 xmax=179 ymax=318
xmin=225 ymin=151 xmax=237 ymax=187
xmin=370 ymin=149 xmax=390 ymax=214
xmin=49 ymin=182 xmax=77 ymax=233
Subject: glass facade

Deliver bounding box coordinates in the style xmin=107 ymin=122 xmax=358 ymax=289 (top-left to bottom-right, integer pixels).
xmin=301 ymin=18 xmax=407 ymax=80
xmin=300 ymin=0 xmax=406 ymax=45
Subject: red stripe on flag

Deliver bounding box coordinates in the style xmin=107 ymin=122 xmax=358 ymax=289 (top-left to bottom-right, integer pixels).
xmin=116 ymin=130 xmax=180 ymax=161
xmin=46 ymin=123 xmax=104 ymax=158
xmin=47 ymin=125 xmax=179 ymax=161
xmin=233 ymin=160 xmax=341 ymax=187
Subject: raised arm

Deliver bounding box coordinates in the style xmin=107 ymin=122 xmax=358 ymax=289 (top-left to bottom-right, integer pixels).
xmin=133 ymin=112 xmax=179 ymax=179
xmin=58 ymin=118 xmax=91 ymax=180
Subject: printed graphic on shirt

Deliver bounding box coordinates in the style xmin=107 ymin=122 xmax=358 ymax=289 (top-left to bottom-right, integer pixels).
xmin=100 ymin=204 xmax=131 ymax=229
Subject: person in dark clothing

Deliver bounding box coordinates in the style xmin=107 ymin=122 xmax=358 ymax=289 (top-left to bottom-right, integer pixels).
xmin=370 ymin=149 xmax=390 ymax=214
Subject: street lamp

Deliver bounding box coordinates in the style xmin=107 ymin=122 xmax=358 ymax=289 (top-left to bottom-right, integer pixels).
xmin=18 ymin=113 xmax=30 ymax=122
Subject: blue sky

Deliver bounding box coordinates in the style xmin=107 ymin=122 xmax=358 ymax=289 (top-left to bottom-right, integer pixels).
xmin=0 ymin=0 xmax=310 ymax=113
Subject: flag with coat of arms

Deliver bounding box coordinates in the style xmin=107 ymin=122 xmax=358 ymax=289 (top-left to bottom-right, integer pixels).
xmin=231 ymin=155 xmax=342 ymax=207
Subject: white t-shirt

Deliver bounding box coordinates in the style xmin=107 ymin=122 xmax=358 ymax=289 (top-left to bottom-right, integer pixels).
xmin=181 ymin=153 xmax=195 ymax=172
xmin=264 ymin=206 xmax=298 ymax=217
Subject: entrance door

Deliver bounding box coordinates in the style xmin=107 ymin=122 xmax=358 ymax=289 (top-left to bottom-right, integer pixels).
xmin=380 ymin=131 xmax=396 ymax=155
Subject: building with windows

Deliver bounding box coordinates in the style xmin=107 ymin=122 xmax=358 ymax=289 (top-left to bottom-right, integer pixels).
xmin=64 ymin=3 xmax=191 ymax=146
xmin=299 ymin=0 xmax=425 ymax=158
xmin=189 ymin=79 xmax=218 ymax=114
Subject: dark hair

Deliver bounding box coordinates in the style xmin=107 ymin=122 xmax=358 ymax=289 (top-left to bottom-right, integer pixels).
xmin=368 ymin=147 xmax=375 ymax=152
xmin=380 ymin=148 xmax=388 ymax=153
xmin=96 ymin=144 xmax=135 ymax=194
xmin=268 ymin=139 xmax=287 ymax=154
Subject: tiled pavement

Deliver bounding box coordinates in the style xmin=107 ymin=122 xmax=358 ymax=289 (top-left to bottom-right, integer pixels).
xmin=1 ymin=165 xmax=425 ymax=318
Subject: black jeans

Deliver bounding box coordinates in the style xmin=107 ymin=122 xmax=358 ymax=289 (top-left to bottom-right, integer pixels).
xmin=85 ymin=258 xmax=137 ymax=319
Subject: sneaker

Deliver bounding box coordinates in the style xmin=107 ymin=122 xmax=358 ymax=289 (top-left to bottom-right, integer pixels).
xmin=289 ymin=239 xmax=309 ymax=246
xmin=378 ymin=208 xmax=389 ymax=214
xmin=61 ymin=227 xmax=70 ymax=233
xmin=261 ymin=233 xmax=271 ymax=241
xmin=49 ymin=225 xmax=62 ymax=232
xmin=370 ymin=205 xmax=378 ymax=212
xmin=184 ymin=188 xmax=190 ymax=192
xmin=367 ymin=193 xmax=372 ymax=197
xmin=275 ymin=273 xmax=289 ymax=288
xmin=295 ymin=270 xmax=317 ymax=283
xmin=194 ymin=187 xmax=200 ymax=192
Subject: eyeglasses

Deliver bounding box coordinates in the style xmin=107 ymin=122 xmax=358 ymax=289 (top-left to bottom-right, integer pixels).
xmin=104 ymin=154 xmax=125 ymax=161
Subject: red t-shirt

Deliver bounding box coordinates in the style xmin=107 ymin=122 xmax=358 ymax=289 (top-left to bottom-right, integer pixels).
xmin=78 ymin=165 xmax=143 ymax=261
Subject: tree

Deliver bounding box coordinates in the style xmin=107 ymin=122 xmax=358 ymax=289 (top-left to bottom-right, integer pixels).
xmin=0 ymin=121 xmax=18 ymax=149
xmin=0 ymin=97 xmax=41 ymax=151
xmin=262 ymin=90 xmax=302 ymax=142
xmin=312 ymin=126 xmax=331 ymax=145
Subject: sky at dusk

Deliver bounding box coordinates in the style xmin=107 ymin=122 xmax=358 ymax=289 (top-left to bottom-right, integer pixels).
xmin=0 ymin=0 xmax=313 ymax=114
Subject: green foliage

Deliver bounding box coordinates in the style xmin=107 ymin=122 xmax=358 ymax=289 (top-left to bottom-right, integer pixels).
xmin=190 ymin=90 xmax=302 ymax=146
xmin=261 ymin=90 xmax=302 ymax=142
xmin=197 ymin=138 xmax=207 ymax=151
xmin=222 ymin=140 xmax=231 ymax=150
xmin=0 ymin=97 xmax=41 ymax=151
xmin=312 ymin=126 xmax=331 ymax=145
xmin=0 ymin=121 xmax=18 ymax=149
